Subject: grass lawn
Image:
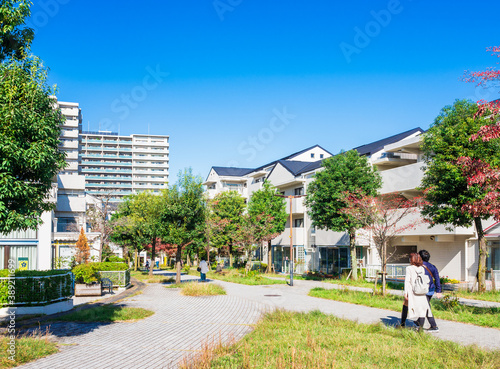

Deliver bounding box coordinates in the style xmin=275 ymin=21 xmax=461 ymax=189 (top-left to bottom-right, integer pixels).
xmin=54 ymin=304 xmax=154 ymax=323
xmin=130 ymin=270 xmax=175 ymax=284
xmin=453 ymin=289 xmax=500 ymax=303
xmin=180 ymin=310 xmax=500 ymax=369
xmin=309 ymin=288 xmax=500 ymax=329
xmin=0 ymin=335 xmax=58 ymax=368
xmin=204 ymin=270 xmax=287 ymax=286
xmin=166 ymin=281 xmax=226 ymax=296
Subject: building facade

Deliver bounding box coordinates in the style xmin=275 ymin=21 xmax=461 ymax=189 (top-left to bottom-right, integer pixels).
xmin=204 ymin=128 xmax=500 ymax=284
xmin=79 ymin=132 xmax=169 ymax=202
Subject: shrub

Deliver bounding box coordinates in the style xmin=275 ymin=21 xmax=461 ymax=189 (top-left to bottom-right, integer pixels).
xmin=72 ymin=263 xmax=101 ymax=284
xmin=107 ymin=255 xmax=126 ymax=263
xmin=183 ymin=264 xmax=191 ymax=273
xmin=93 ymin=262 xmax=129 ymax=271
xmin=260 ymin=263 xmax=267 ymax=273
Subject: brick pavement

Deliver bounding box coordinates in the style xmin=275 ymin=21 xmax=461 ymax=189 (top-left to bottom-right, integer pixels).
xmin=19 ymin=278 xmax=267 ymax=369
xmin=17 ymin=274 xmax=500 ymax=368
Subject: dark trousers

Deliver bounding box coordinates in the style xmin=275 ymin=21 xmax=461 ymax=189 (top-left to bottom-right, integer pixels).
xmin=400 ymin=295 xmax=438 ymax=328
xmin=200 ymin=273 xmax=206 ymax=281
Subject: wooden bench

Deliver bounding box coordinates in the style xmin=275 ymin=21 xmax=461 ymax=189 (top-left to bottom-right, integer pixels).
xmin=101 ymin=278 xmax=113 ymax=294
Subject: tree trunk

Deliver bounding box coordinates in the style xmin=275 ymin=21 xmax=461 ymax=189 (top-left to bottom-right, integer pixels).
xmin=149 ymin=237 xmax=156 ymax=277
xmin=229 ymin=244 xmax=233 ymax=267
xmin=382 ymin=241 xmax=387 ymax=296
xmin=175 ymin=246 xmax=183 ymax=284
xmin=267 ymin=240 xmax=272 ymax=273
xmin=474 ymin=217 xmax=487 ymax=292
xmin=349 ymin=230 xmax=358 ymax=280
xmin=186 ymin=253 xmax=191 ymax=267
xmin=134 ymin=250 xmax=138 ymax=271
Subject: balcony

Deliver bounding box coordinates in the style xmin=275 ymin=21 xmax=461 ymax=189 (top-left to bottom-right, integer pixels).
xmin=56 ymin=195 xmax=86 ymax=213
xmin=63 ymin=119 xmax=79 ymax=128
xmin=61 ymin=130 xmax=79 ymax=138
xmin=379 ymin=162 xmax=425 ymax=195
xmin=284 ymin=197 xmax=305 ymax=214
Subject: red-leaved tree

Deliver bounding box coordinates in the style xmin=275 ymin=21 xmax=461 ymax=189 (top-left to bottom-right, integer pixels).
xmin=461 ymin=46 xmax=500 ymax=291
xmin=341 ymin=192 xmax=423 ymax=295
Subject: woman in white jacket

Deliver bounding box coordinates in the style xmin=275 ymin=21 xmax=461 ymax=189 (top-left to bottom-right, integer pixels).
xmin=199 ymin=259 xmax=209 ymax=282
xmin=403 ymin=253 xmax=434 ymax=330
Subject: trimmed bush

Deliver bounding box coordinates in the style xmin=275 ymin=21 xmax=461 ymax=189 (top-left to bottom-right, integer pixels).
xmin=93 ymin=262 xmax=128 ymax=271
xmin=72 ymin=264 xmax=101 ymax=284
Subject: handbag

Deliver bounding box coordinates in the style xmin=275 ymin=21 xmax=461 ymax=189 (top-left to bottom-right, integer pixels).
xmin=197 ymin=267 xmax=201 ymax=272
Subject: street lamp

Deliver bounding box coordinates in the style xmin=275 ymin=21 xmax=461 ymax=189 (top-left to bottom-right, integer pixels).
xmin=275 ymin=194 xmax=305 ymax=286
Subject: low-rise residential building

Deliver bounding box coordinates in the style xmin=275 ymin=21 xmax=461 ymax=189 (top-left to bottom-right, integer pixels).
xmin=204 ymin=128 xmax=499 ymax=285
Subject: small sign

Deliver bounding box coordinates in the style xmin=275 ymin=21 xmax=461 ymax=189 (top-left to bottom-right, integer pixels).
xmin=18 ymin=257 xmax=29 ymax=270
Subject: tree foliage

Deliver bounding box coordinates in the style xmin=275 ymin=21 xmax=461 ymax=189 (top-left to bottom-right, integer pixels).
xmin=342 ymin=193 xmax=422 ymax=294
xmin=75 ymin=227 xmax=90 ymax=265
xmin=305 ymin=150 xmax=381 ymax=280
xmin=247 ymin=180 xmax=287 ymax=272
xmin=0 ymin=0 xmax=34 ymax=62
xmin=421 ymin=99 xmax=500 ymax=292
xmin=0 ymin=56 xmax=66 ymax=233
xmin=161 ymin=169 xmax=205 ymax=284
xmin=210 ymin=190 xmax=246 ymax=266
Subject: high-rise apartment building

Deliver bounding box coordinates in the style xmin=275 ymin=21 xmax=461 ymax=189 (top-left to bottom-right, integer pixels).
xmin=79 ymin=132 xmax=169 ymax=201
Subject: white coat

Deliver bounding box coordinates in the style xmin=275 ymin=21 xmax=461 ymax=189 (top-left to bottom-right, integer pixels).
xmin=404 ymin=265 xmax=433 ymax=320
xmin=199 ymin=260 xmax=209 ymax=274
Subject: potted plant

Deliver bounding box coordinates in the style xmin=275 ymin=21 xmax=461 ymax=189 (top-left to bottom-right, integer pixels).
xmin=72 ymin=263 xmax=102 ymax=296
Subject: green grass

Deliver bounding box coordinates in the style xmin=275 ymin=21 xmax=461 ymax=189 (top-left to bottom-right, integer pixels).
xmin=452 ymin=289 xmax=500 ymax=303
xmin=130 ymin=270 xmax=175 ymax=284
xmin=205 ymin=270 xmax=287 ymax=286
xmin=167 ymin=281 xmax=227 ymax=296
xmin=180 ymin=310 xmax=500 ymax=369
xmin=0 ymin=334 xmax=58 ymax=368
xmin=54 ymin=304 xmax=154 ymax=322
xmin=309 ymin=287 xmax=500 ymax=328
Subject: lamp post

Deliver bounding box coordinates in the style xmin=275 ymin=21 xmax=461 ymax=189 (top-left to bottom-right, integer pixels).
xmin=275 ymin=194 xmax=305 ymax=286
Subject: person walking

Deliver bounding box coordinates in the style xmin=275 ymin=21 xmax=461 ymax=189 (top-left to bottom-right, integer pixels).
xmin=401 ymin=253 xmax=435 ymax=331
xmin=199 ymin=258 xmax=209 ymax=282
xmin=418 ymin=249 xmax=441 ymax=332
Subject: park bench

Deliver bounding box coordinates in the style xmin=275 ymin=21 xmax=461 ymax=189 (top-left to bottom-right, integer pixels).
xmin=101 ymin=278 xmax=113 ymax=294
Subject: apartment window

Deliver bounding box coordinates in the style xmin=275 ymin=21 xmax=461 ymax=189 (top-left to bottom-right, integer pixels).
xmin=294 ymin=218 xmax=304 ymax=228
xmin=320 ymin=154 xmax=324 ymax=159
xmin=294 ymin=187 xmax=304 ymax=196
xmin=311 ymin=153 xmax=315 ymax=158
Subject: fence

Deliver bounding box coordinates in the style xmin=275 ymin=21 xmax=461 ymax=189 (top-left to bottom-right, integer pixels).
xmin=365 ymin=264 xmax=409 ymax=280
xmin=0 ymin=272 xmax=74 ymax=307
xmin=98 ymin=270 xmax=130 ymax=287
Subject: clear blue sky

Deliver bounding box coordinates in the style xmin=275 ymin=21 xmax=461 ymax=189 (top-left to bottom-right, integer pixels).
xmin=28 ymin=0 xmax=500 ymax=182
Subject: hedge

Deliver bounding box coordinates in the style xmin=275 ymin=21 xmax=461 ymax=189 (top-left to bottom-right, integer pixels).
xmin=0 ymin=271 xmax=73 ymax=307
xmin=93 ymin=262 xmax=129 ymax=271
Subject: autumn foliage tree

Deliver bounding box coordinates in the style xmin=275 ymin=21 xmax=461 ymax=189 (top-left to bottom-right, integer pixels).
xmin=342 ymin=193 xmax=422 ymax=295
xmin=421 ymin=100 xmax=500 ymax=292
xmin=75 ymin=227 xmax=90 ymax=264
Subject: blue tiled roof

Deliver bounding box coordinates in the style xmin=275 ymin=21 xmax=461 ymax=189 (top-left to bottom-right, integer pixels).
xmin=353 ymin=128 xmax=423 ymax=156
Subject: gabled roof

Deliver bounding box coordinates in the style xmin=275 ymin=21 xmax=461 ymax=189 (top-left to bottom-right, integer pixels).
xmin=211 ymin=166 xmax=254 ymax=177
xmin=280 ymin=144 xmax=333 ymax=161
xmin=353 ymin=128 xmax=424 ymax=156
xmin=276 ymin=160 xmax=316 ymax=176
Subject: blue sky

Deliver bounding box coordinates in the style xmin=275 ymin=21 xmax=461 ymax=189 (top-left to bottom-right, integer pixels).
xmin=28 ymin=0 xmax=500 ymax=181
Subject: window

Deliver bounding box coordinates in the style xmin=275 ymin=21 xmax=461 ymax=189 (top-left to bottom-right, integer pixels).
xmin=387 ymin=245 xmax=417 ymax=263
xmin=294 ymin=218 xmax=304 ymax=227
xmin=294 ymin=187 xmax=304 ymax=196
xmin=311 ymin=153 xmax=315 ymax=158
xmin=320 ymin=154 xmax=324 ymax=159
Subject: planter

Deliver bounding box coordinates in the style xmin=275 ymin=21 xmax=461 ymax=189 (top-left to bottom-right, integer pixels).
xmin=75 ymin=283 xmax=102 ymax=296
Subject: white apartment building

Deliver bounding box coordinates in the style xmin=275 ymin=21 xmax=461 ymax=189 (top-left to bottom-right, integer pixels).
xmin=79 ymin=132 xmax=169 ymax=202
xmin=204 ymin=128 xmax=500 ymax=284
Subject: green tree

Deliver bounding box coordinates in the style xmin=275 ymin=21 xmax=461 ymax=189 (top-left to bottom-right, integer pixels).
xmin=161 ymin=169 xmax=205 ymax=284
xmin=0 ymin=56 xmax=66 ymax=233
xmin=247 ymin=180 xmax=287 ymax=273
xmin=127 ymin=191 xmax=165 ymax=276
xmin=211 ymin=190 xmax=246 ymax=267
xmin=0 ymin=0 xmax=34 ymax=61
xmin=305 ymin=150 xmax=381 ymax=280
xmin=421 ymin=99 xmax=500 ymax=292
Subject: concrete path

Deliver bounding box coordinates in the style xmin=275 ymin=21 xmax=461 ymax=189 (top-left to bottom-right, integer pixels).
xmin=17 ymin=275 xmax=500 ymax=369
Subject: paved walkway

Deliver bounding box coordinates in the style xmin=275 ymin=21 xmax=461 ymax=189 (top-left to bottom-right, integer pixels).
xmin=17 ymin=275 xmax=500 ymax=368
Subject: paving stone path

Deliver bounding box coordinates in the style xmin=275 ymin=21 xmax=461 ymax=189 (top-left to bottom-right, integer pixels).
xmin=17 ymin=274 xmax=500 ymax=368
xmin=19 ymin=279 xmax=267 ymax=369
